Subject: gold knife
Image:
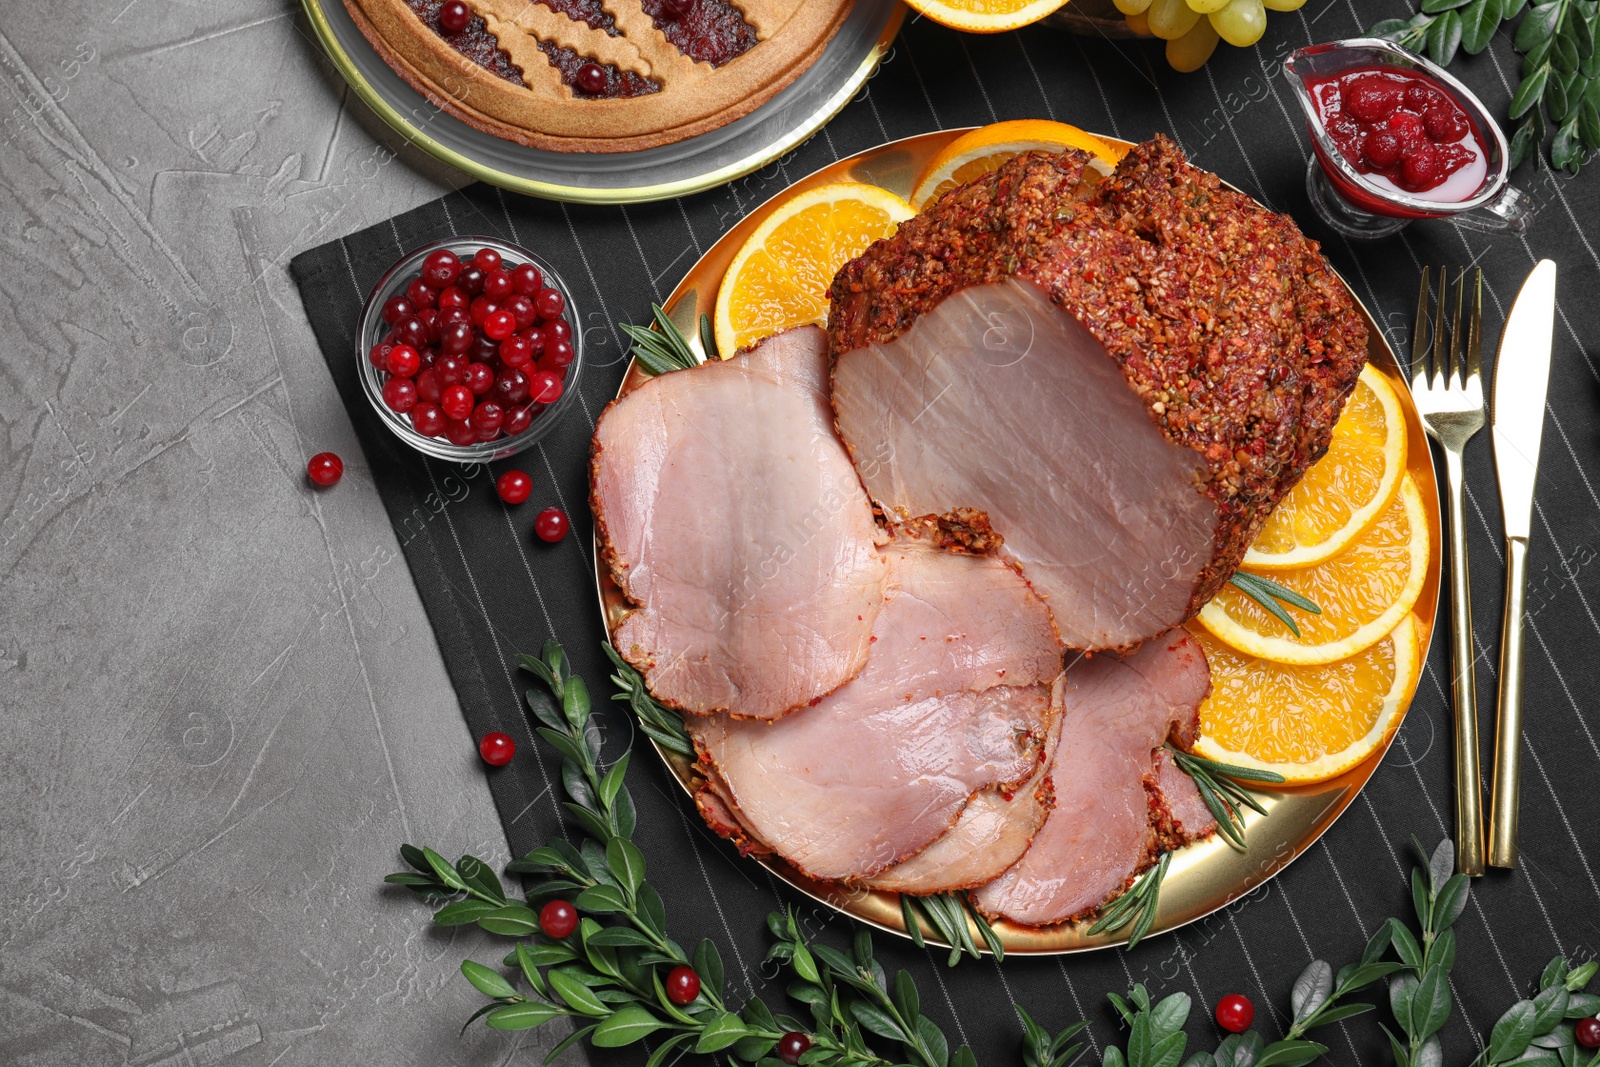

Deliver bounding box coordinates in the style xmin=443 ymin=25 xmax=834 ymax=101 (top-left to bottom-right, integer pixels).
xmin=1488 ymin=259 xmax=1557 ymax=869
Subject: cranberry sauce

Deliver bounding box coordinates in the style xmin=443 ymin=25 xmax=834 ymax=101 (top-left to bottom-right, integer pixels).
xmin=1307 ymin=66 xmax=1487 ymax=202
xmin=537 ymin=0 xmax=624 ymax=35
xmin=538 ymin=42 xmax=661 ymax=98
xmin=407 ymin=0 xmax=524 ymax=84
xmin=641 ymin=0 xmax=759 ymax=67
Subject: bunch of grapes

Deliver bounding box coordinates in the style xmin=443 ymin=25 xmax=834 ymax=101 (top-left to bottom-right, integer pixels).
xmin=1113 ymin=0 xmax=1303 ymax=71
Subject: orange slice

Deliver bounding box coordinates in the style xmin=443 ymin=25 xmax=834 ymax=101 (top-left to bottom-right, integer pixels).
xmin=901 ymin=0 xmax=1074 ymax=33
xmin=910 ymin=120 xmax=1126 ymax=210
xmin=713 ymin=182 xmax=914 ymax=357
xmin=1188 ymin=616 xmax=1420 ymax=784
xmin=1197 ymin=474 xmax=1429 ymax=665
xmin=1244 ymin=365 xmax=1407 ymax=569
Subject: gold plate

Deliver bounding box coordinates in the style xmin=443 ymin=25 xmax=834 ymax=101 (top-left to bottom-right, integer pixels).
xmin=594 ymin=130 xmax=1441 ymax=953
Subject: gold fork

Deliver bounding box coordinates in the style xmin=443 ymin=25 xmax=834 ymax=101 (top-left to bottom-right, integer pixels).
xmin=1409 ymin=266 xmax=1487 ymax=877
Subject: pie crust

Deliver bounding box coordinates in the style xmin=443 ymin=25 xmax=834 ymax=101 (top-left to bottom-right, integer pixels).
xmin=342 ymin=0 xmax=857 ymax=152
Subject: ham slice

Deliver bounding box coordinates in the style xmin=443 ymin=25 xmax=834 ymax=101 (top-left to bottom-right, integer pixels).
xmin=688 ymin=537 xmax=1063 ymax=882
xmin=971 ymin=629 xmax=1211 ymax=926
xmin=592 ymin=326 xmax=887 ymax=720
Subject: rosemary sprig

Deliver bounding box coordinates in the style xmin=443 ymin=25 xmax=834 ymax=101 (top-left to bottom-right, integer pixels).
xmin=620 ymin=302 xmax=715 ymax=375
xmin=1372 ymin=0 xmax=1600 ymax=173
xmin=1227 ymin=572 xmax=1322 ymax=638
xmin=1168 ymin=747 xmax=1286 ymax=852
xmin=1086 ymin=851 xmax=1170 ymax=949
xmin=900 ymin=891 xmax=1006 ymax=966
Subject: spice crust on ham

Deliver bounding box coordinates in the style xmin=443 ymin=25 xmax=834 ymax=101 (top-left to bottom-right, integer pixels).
xmin=827 ymin=136 xmax=1368 ymax=646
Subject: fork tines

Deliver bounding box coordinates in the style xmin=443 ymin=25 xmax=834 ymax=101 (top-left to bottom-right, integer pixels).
xmin=1412 ymin=265 xmax=1484 ymax=395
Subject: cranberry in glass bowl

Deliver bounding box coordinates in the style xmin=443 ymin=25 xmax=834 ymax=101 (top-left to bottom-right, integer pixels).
xmin=357 ymin=236 xmax=584 ymax=461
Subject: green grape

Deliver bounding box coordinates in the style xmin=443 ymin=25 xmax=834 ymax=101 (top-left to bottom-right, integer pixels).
xmin=1184 ymin=0 xmax=1232 ymax=14
xmin=1114 ymin=0 xmax=1154 ymax=15
xmin=1147 ymin=0 xmax=1201 ymax=40
xmin=1209 ymin=0 xmax=1265 ymax=46
xmin=1261 ymin=0 xmax=1304 ymax=11
xmin=1165 ymin=17 xmax=1220 ymax=70
xmin=1124 ymin=8 xmax=1151 ymax=33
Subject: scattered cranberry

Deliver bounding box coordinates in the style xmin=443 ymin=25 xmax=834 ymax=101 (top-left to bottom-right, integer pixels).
xmin=576 ymin=63 xmax=607 ymax=95
xmin=412 ymin=402 xmax=446 ymax=437
xmin=381 ymin=294 xmax=414 ymax=325
xmin=483 ymin=269 xmax=514 ymax=300
xmin=484 ymin=308 xmax=517 ymax=340
xmin=479 ymin=730 xmax=515 ymax=766
xmin=497 ymin=470 xmax=533 ymax=504
xmin=386 ymin=343 xmax=421 ymax=378
xmin=472 ymin=401 xmax=505 ymax=440
xmin=1363 ymin=129 xmax=1403 ymax=169
xmin=1215 ymin=994 xmax=1254 ymax=1034
xmin=473 ymin=247 xmax=502 ymax=272
xmin=438 ymin=0 xmax=472 ymax=34
xmin=504 ymin=405 xmax=534 ymax=436
xmin=534 ymin=507 xmax=569 ymax=543
xmin=464 ymin=362 xmax=495 ymax=396
xmin=382 ymin=376 xmax=418 ymax=413
xmin=441 ymin=384 xmax=475 ymax=421
xmin=307 ymin=451 xmax=343 ymax=487
xmin=529 ymin=370 xmax=563 ymax=405
xmin=777 ymin=1033 xmax=812 ymax=1066
xmin=512 ymin=262 xmax=543 ymax=294
xmin=422 ymin=248 xmax=462 ymax=286
xmin=445 ymin=418 xmax=478 ymax=446
xmin=540 ymin=899 xmax=578 ymax=938
xmin=1344 ymin=74 xmax=1401 ymax=123
xmin=1577 ymin=1017 xmax=1600 ymax=1050
xmin=534 ymin=287 xmax=566 ymax=319
xmin=665 ymin=965 xmax=701 ymax=1005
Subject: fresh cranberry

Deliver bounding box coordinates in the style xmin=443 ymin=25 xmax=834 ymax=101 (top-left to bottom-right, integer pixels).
xmin=469 ymin=295 xmax=498 ymax=327
xmin=505 ymin=293 xmax=537 ymax=331
xmin=1343 ymin=74 xmax=1402 ymax=123
xmin=437 ymin=354 xmax=467 ymax=386
xmin=406 ymin=279 xmax=437 ymax=309
xmin=394 ymin=316 xmax=429 ymax=350
xmin=412 ymin=401 xmax=445 ymax=437
xmin=1403 ymin=83 xmax=1439 ymax=113
xmin=484 ymin=308 xmax=517 ymax=341
xmin=438 ymin=307 xmax=471 ymax=331
xmin=382 ymin=376 xmax=418 ymax=414
xmin=528 ymin=370 xmax=563 ymax=405
xmin=473 ymin=333 xmax=502 ymax=363
xmin=415 ymin=368 xmax=443 ymax=406
xmin=540 ymin=899 xmax=578 ymax=938
xmin=777 ymin=1033 xmax=812 ymax=1066
xmin=1363 ymin=129 xmax=1403 ymax=169
xmin=422 ymin=248 xmax=462 ymax=286
xmin=473 ymin=247 xmax=502 ymax=272
xmin=438 ymin=284 xmax=469 ymax=311
xmin=534 ymin=287 xmax=566 ymax=320
xmin=497 ymin=470 xmax=533 ymax=504
xmin=482 ymin=269 xmax=513 ymax=300
xmin=459 ymin=265 xmax=485 ymax=295
xmin=1401 ymin=145 xmax=1443 ymax=189
xmin=370 ymin=341 xmax=394 ymax=368
xmin=381 ymin=294 xmax=414 ymax=325
xmin=545 ymin=338 xmax=575 ymax=367
xmin=307 ymin=451 xmax=343 ymax=486
xmin=1423 ymin=105 xmax=1469 ymax=143
xmin=1215 ymin=994 xmax=1253 ymax=1034
xmin=440 ymin=320 xmax=475 ymax=356
xmin=463 ymin=362 xmax=495 ymax=396
xmin=523 ymin=328 xmax=546 ymax=357
xmin=1577 ymin=1017 xmax=1600 ymax=1049
xmin=576 ymin=63 xmax=607 ymax=95
xmin=534 ymin=507 xmax=569 ymax=543
xmin=444 ymin=418 xmax=478 ymax=446
xmin=439 ymin=0 xmax=472 ymax=34
xmin=386 ymin=343 xmax=421 ymax=378
xmin=512 ymin=262 xmax=543 ymax=294
xmin=543 ymin=319 xmax=572 ymax=344
xmin=478 ymin=730 xmax=515 ymax=765
xmin=500 ymin=334 xmax=534 ymax=368
xmin=664 ymin=966 xmax=700 ymax=1005
xmin=441 ymin=384 xmax=475 ymax=421
xmin=417 ymin=308 xmax=439 ymax=340
xmin=493 ymin=368 xmax=530 ymax=405
xmin=504 ymin=405 xmax=534 ymax=436
xmin=472 ymin=402 xmax=505 ymax=440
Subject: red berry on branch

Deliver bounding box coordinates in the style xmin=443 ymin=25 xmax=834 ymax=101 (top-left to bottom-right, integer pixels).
xmin=777 ymin=1033 xmax=812 ymax=1066
xmin=307 ymin=451 xmax=343 ymax=487
xmin=497 ymin=470 xmax=533 ymax=504
xmin=479 ymin=731 xmax=515 ymax=766
xmin=534 ymin=507 xmax=569 ymax=543
xmin=665 ymin=965 xmax=701 ymax=1005
xmin=540 ymin=899 xmax=578 ymax=938
xmin=1578 ymin=1017 xmax=1600 ymax=1049
xmin=1215 ymin=994 xmax=1254 ymax=1033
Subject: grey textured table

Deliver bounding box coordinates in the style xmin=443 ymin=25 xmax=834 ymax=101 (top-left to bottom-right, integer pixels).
xmin=0 ymin=3 xmax=517 ymax=1063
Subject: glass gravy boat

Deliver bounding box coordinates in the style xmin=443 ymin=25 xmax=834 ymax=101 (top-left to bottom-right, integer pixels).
xmin=1283 ymin=38 xmax=1531 ymax=238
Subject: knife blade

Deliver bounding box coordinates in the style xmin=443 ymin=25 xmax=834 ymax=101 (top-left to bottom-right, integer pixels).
xmin=1492 ymin=260 xmax=1557 ymax=538
xmin=1488 ymin=258 xmax=1557 ymax=869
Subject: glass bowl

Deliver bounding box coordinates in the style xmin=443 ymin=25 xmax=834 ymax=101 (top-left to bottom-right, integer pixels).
xmin=356 ymin=236 xmax=584 ymax=461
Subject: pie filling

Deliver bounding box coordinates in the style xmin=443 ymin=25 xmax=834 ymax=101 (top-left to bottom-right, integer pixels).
xmin=405 ymin=0 xmax=523 ymax=83
xmin=640 ymin=0 xmax=759 ymax=67
xmin=539 ymin=42 xmax=662 ymax=97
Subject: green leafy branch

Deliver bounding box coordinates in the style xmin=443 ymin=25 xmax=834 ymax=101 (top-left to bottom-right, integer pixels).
xmin=1474 ymin=956 xmax=1600 ymax=1067
xmin=1371 ymin=0 xmax=1600 ymax=172
xmin=1381 ymin=838 xmax=1470 ymax=1066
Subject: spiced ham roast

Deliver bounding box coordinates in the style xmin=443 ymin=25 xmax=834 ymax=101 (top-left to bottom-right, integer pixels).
xmin=592 ymin=325 xmax=887 ymax=720
xmin=687 ymin=536 xmax=1063 ymax=882
xmin=828 ymin=136 xmax=1368 ymax=650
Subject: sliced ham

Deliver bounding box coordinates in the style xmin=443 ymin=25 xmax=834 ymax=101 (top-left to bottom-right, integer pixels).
xmin=1148 ymin=747 xmax=1217 ymax=845
xmin=592 ymin=325 xmax=887 ymax=720
xmin=828 ymin=137 xmax=1369 ymax=651
xmin=689 ymin=537 xmax=1062 ymax=882
xmin=971 ymin=629 xmax=1211 ymax=926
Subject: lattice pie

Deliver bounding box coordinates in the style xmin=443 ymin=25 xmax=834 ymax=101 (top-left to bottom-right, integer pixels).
xmin=343 ymin=0 xmax=856 ymax=152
